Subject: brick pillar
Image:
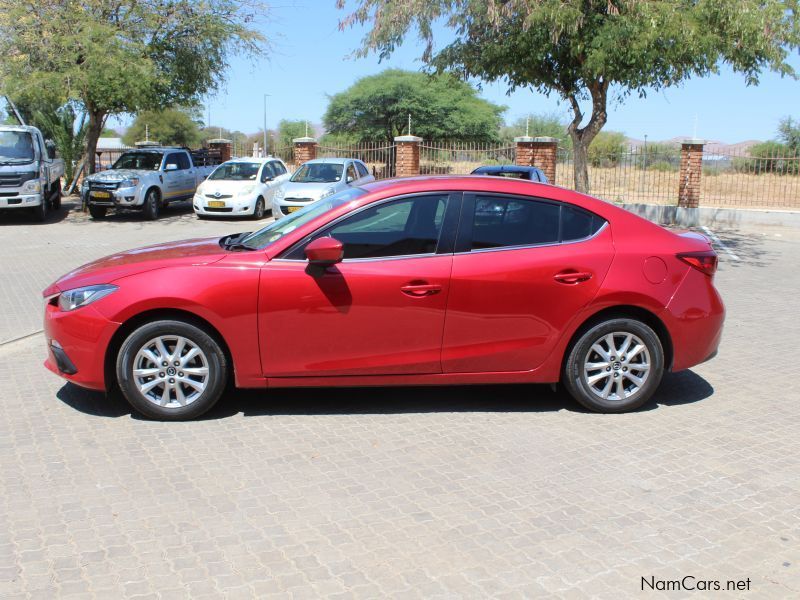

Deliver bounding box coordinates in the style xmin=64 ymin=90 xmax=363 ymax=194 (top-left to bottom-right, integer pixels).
xmin=678 ymin=140 xmax=704 ymax=208
xmin=394 ymin=135 xmax=422 ymax=177
xmin=207 ymin=139 xmax=232 ymax=162
xmin=293 ymin=136 xmax=317 ymax=165
xmin=515 ymin=136 xmax=558 ymax=183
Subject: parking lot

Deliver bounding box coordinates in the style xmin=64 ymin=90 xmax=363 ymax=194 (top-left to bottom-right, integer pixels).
xmin=1 ymin=200 xmax=798 ymax=598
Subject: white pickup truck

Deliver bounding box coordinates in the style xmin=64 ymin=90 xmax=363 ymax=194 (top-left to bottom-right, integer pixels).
xmin=0 ymin=125 xmax=65 ymax=222
xmin=82 ymin=147 xmax=218 ymax=220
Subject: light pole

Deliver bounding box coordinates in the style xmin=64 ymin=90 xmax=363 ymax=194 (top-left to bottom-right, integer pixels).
xmin=263 ymin=94 xmax=271 ymax=157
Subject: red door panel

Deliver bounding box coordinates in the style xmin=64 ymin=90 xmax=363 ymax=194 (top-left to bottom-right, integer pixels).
xmin=259 ymin=256 xmax=452 ymax=377
xmin=441 ymin=227 xmax=614 ymax=373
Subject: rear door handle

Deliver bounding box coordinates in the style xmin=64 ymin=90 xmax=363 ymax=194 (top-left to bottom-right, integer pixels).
xmin=400 ymin=282 xmax=442 ymax=297
xmin=553 ymin=271 xmax=593 ymax=284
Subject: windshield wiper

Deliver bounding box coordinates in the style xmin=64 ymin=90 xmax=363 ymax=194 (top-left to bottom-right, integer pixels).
xmin=220 ymin=232 xmax=256 ymax=251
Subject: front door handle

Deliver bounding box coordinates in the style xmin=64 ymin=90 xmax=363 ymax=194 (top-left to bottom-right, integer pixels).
xmin=400 ymin=282 xmax=442 ymax=297
xmin=553 ymin=271 xmax=593 ymax=284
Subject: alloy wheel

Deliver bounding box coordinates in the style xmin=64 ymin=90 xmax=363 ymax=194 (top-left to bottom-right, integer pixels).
xmin=583 ymin=331 xmax=651 ymax=402
xmin=132 ymin=335 xmax=209 ymax=408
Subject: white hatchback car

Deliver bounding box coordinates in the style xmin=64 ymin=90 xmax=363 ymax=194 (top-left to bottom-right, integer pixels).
xmin=272 ymin=157 xmax=375 ymax=219
xmin=194 ymin=157 xmax=290 ymax=219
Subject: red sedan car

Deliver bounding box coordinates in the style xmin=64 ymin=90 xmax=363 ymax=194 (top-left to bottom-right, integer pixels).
xmin=43 ymin=177 xmax=724 ymax=420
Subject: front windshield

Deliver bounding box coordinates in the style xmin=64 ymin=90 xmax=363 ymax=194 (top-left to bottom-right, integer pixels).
xmin=290 ymin=162 xmax=343 ymax=183
xmin=112 ymin=152 xmax=163 ymax=171
xmin=0 ymin=131 xmax=34 ymax=162
xmin=241 ymin=187 xmax=366 ymax=249
xmin=209 ymin=162 xmax=260 ymax=181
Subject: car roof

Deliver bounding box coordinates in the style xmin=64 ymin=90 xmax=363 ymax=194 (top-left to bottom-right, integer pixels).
xmin=303 ymin=157 xmax=357 ymax=165
xmin=471 ymin=165 xmax=543 ymax=174
xmin=222 ymin=157 xmax=278 ymax=164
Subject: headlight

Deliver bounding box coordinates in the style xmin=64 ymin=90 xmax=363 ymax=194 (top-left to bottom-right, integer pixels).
xmin=238 ymin=185 xmax=256 ymax=196
xmin=196 ymin=183 xmax=205 ymax=195
xmin=274 ymin=187 xmax=285 ymax=200
xmin=319 ymin=186 xmax=336 ymax=200
xmin=57 ymin=284 xmax=118 ymax=312
xmin=119 ymin=178 xmax=139 ymax=188
xmin=81 ymin=180 xmax=89 ymax=191
xmin=22 ymin=179 xmax=42 ymax=193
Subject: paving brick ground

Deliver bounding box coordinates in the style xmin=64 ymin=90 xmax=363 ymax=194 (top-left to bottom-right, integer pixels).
xmin=0 ymin=201 xmax=798 ymax=598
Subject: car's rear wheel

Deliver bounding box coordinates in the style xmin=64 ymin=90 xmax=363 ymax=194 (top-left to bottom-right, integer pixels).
xmin=563 ymin=318 xmax=664 ymax=413
xmin=116 ymin=320 xmax=228 ymax=420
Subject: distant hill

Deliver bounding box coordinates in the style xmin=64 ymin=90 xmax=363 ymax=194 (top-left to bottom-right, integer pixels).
xmin=626 ymin=136 xmax=762 ymax=154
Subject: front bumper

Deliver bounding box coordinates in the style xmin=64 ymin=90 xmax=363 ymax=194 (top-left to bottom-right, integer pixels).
xmin=86 ymin=185 xmax=140 ymax=207
xmin=193 ymin=193 xmax=259 ymax=217
xmin=272 ymin=197 xmax=318 ymax=219
xmin=0 ymin=193 xmax=43 ymax=208
xmin=43 ymin=300 xmax=120 ymax=391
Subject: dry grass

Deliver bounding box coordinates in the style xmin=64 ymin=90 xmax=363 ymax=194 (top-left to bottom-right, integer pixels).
xmin=419 ymin=159 xmax=800 ymax=209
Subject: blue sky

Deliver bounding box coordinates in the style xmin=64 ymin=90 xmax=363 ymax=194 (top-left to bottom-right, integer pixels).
xmin=115 ymin=1 xmax=800 ymax=143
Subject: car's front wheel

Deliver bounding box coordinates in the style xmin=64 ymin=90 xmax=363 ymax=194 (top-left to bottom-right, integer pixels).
xmin=116 ymin=319 xmax=228 ymax=420
xmin=562 ymin=318 xmax=664 ymax=413
xmin=253 ymin=196 xmax=265 ymax=220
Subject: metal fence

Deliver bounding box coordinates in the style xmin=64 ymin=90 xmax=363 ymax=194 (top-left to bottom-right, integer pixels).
xmin=700 ymin=147 xmax=800 ymax=209
xmin=555 ymin=144 xmax=682 ymax=205
xmin=420 ymin=142 xmax=516 ymax=175
xmin=316 ymin=142 xmax=397 ymax=179
xmin=553 ymin=144 xmax=800 ymax=208
xmin=270 ymin=144 xmax=296 ymax=171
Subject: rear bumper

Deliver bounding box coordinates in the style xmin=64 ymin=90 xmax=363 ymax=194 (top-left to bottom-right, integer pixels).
xmin=663 ymin=268 xmax=725 ymax=371
xmin=43 ymin=301 xmax=119 ymax=390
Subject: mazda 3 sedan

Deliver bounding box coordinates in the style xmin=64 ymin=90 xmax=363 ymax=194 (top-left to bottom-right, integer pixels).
xmin=43 ymin=176 xmax=724 ymax=420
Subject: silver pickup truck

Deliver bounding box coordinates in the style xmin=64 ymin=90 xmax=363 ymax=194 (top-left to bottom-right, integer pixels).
xmin=0 ymin=125 xmax=65 ymax=222
xmin=82 ymin=147 xmax=217 ymax=220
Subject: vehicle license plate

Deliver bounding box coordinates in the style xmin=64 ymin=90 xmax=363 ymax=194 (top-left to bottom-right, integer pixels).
xmin=287 ymin=206 xmax=301 ymax=213
xmin=207 ymin=200 xmax=226 ymax=208
xmin=91 ymin=191 xmax=111 ymax=199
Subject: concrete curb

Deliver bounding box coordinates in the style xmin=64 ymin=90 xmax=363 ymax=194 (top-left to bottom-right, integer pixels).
xmin=621 ymin=203 xmax=800 ymax=228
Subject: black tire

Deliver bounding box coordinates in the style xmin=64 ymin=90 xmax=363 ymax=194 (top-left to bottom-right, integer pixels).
xmin=252 ymin=196 xmax=265 ymax=220
xmin=143 ymin=188 xmax=160 ymax=220
xmin=51 ymin=180 xmax=62 ymax=210
xmin=562 ymin=318 xmax=664 ymax=413
xmin=116 ymin=319 xmax=228 ymax=420
xmin=33 ymin=196 xmax=47 ymax=222
xmin=88 ymin=205 xmax=107 ymax=219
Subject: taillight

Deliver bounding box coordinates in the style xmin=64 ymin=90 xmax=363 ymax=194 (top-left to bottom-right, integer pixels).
xmin=677 ymin=251 xmax=718 ymax=276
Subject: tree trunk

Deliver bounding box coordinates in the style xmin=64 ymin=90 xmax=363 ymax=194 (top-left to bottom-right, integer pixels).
xmin=571 ymin=135 xmax=590 ymax=193
xmin=566 ymin=79 xmax=610 ymax=194
xmin=84 ymin=109 xmax=106 ymax=175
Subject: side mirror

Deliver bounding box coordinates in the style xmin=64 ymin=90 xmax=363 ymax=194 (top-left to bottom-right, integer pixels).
xmin=346 ymin=175 xmax=355 ymax=184
xmin=164 ymin=163 xmax=178 ymax=171
xmin=45 ymin=140 xmax=57 ymax=160
xmin=305 ymin=236 xmax=344 ymax=266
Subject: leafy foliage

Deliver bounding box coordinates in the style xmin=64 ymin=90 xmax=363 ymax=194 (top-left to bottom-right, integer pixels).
xmin=123 ymin=108 xmax=203 ymax=148
xmin=588 ymin=131 xmax=627 ymax=167
xmin=499 ymin=113 xmax=570 ymax=147
xmin=323 ymin=69 xmax=505 ymax=144
xmin=743 ymin=140 xmax=798 ymax=175
xmin=778 ymin=117 xmax=800 ymax=152
xmin=339 ymin=0 xmax=800 ymax=191
xmin=0 ymin=0 xmax=267 ymax=172
xmin=33 ymin=103 xmax=87 ymax=183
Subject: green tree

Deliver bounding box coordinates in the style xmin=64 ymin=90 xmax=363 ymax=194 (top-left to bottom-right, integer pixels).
xmin=277 ymin=119 xmax=312 ymax=148
xmin=123 ymin=108 xmax=203 ymax=148
xmin=587 ymin=131 xmax=626 ymax=167
xmin=0 ymin=0 xmax=266 ymax=173
xmin=499 ymin=112 xmax=570 ymax=147
xmin=323 ymin=69 xmax=505 ymax=144
xmin=339 ymin=0 xmax=799 ymax=192
xmin=778 ymin=117 xmax=800 ymax=152
xmin=33 ymin=103 xmax=87 ymax=184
